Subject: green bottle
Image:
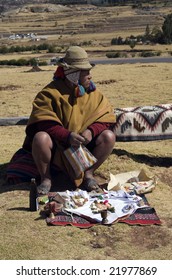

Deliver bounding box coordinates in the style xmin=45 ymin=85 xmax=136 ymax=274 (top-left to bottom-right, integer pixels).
xmin=29 ymin=178 xmax=39 ymax=211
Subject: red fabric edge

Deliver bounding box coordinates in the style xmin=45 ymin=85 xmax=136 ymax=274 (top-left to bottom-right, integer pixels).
xmin=47 ymin=220 xmax=96 ymax=228
xmin=119 ymin=219 xmax=162 ymax=226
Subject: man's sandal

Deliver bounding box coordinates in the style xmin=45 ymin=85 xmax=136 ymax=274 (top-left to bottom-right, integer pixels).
xmin=80 ymin=178 xmax=102 ymax=193
xmin=37 ymin=183 xmax=51 ymax=195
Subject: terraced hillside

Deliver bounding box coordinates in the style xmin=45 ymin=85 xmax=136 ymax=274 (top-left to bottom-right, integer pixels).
xmin=0 ymin=3 xmax=171 ymax=41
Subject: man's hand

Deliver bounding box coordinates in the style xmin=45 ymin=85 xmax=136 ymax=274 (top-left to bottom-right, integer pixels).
xmin=69 ymin=132 xmax=85 ymax=147
xmin=81 ymin=129 xmax=92 ymax=145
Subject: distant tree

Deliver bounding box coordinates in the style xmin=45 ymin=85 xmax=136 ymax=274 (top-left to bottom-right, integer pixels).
xmin=0 ymin=45 xmax=8 ymax=54
xmin=8 ymin=59 xmax=17 ymax=65
xmin=47 ymin=45 xmax=56 ymax=53
xmin=162 ymin=13 xmax=172 ymax=44
xmin=151 ymin=27 xmax=164 ymax=44
xmin=118 ymin=36 xmax=124 ymax=44
xmin=129 ymin=40 xmax=136 ymax=50
xmin=17 ymin=58 xmax=28 ymax=66
xmin=29 ymin=58 xmax=37 ymax=66
xmin=111 ymin=38 xmax=118 ymax=45
xmin=14 ymin=45 xmax=22 ymax=52
xmin=145 ymin=24 xmax=151 ymax=40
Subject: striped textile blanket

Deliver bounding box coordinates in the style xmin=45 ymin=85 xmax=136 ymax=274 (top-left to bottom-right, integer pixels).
xmin=45 ymin=194 xmax=161 ymax=228
xmin=114 ymin=104 xmax=172 ymax=141
xmin=1 ymin=104 xmax=172 ymax=142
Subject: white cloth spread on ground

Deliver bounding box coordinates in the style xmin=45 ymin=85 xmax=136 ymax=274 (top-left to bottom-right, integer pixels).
xmin=54 ymin=169 xmax=155 ymax=225
xmin=58 ymin=189 xmax=143 ymax=224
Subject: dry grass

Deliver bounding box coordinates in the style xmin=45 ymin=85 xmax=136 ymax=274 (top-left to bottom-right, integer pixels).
xmin=0 ymin=62 xmax=172 ymax=260
xmin=1 ymin=4 xmax=172 ymax=47
xmin=0 ymin=3 xmax=172 ymax=260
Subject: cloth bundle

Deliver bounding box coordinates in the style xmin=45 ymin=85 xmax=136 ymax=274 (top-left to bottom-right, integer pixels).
xmin=64 ymin=145 xmax=97 ymax=178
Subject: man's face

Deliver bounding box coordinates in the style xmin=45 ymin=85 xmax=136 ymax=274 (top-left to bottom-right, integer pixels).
xmin=79 ymin=70 xmax=92 ymax=89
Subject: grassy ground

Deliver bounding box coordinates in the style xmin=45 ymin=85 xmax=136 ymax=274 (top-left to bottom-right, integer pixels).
xmin=0 ymin=62 xmax=172 ymax=260
xmin=1 ymin=4 xmax=172 ymax=47
xmin=0 ymin=3 xmax=172 ymax=260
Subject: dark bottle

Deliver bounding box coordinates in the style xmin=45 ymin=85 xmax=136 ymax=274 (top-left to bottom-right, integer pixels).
xmin=29 ymin=178 xmax=39 ymax=211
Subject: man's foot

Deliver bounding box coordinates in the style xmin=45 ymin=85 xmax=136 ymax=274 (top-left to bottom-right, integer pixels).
xmin=37 ymin=179 xmax=51 ymax=195
xmin=80 ymin=177 xmax=102 ymax=193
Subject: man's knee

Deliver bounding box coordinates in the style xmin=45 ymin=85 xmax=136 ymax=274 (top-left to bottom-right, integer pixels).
xmin=102 ymin=130 xmax=116 ymax=142
xmin=97 ymin=130 xmax=116 ymax=145
xmin=33 ymin=131 xmax=53 ymax=148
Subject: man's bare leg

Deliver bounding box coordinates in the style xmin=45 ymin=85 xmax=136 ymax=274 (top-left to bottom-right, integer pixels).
xmin=83 ymin=130 xmax=116 ymax=191
xmin=32 ymin=131 xmax=53 ymax=194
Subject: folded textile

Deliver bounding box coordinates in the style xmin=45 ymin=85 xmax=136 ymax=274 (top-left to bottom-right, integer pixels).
xmin=46 ymin=200 xmax=161 ymax=228
xmin=114 ymin=104 xmax=172 ymax=141
xmin=46 ymin=211 xmax=97 ymax=228
xmin=64 ymin=145 xmax=97 ymax=178
xmin=43 ymin=188 xmax=161 ymax=227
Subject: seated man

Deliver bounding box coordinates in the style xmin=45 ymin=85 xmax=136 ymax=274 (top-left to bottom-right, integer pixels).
xmin=7 ymin=46 xmax=116 ymax=194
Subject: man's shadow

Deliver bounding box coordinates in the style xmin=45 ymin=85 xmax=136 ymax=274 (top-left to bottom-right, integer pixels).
xmin=0 ymin=163 xmax=77 ymax=194
xmin=1 ymin=149 xmax=172 ymax=194
xmin=112 ymin=148 xmax=172 ymax=167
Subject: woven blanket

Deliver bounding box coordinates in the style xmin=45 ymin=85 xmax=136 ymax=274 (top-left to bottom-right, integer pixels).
xmin=46 ymin=207 xmax=161 ymax=228
xmin=46 ymin=195 xmax=161 ymax=228
xmin=114 ymin=104 xmax=172 ymax=141
xmin=119 ymin=206 xmax=161 ymax=226
xmin=46 ymin=212 xmax=97 ymax=228
xmin=2 ymin=104 xmax=172 ymax=142
xmin=119 ymin=194 xmax=161 ymax=226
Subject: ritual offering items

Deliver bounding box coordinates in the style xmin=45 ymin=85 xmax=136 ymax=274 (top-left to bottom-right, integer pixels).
xmin=121 ymin=180 xmax=155 ymax=194
xmin=63 ymin=190 xmax=89 ymax=209
xmin=122 ymin=204 xmax=135 ymax=213
xmin=49 ymin=212 xmax=55 ymax=219
xmin=38 ymin=188 xmax=143 ymax=224
xmin=71 ymin=195 xmax=88 ymax=207
xmin=38 ymin=187 xmax=159 ymax=226
xmin=48 ymin=193 xmax=66 ymax=205
xmin=107 ymin=169 xmax=156 ymax=195
xmin=90 ymin=200 xmax=107 ymax=213
xmin=90 ymin=199 xmax=115 ymax=213
xmin=129 ymin=181 xmax=155 ymax=194
xmin=35 ymin=169 xmax=158 ymax=225
xmin=101 ymin=210 xmax=108 ymax=224
xmin=44 ymin=200 xmax=63 ymax=216
xmin=38 ymin=195 xmax=49 ymax=204
xmin=43 ymin=190 xmax=90 ymax=215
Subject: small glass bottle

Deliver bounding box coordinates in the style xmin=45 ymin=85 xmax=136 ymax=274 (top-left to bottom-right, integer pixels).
xmin=29 ymin=178 xmax=39 ymax=211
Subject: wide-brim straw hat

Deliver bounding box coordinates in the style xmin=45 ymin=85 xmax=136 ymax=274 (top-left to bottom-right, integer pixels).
xmin=57 ymin=46 xmax=94 ymax=70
